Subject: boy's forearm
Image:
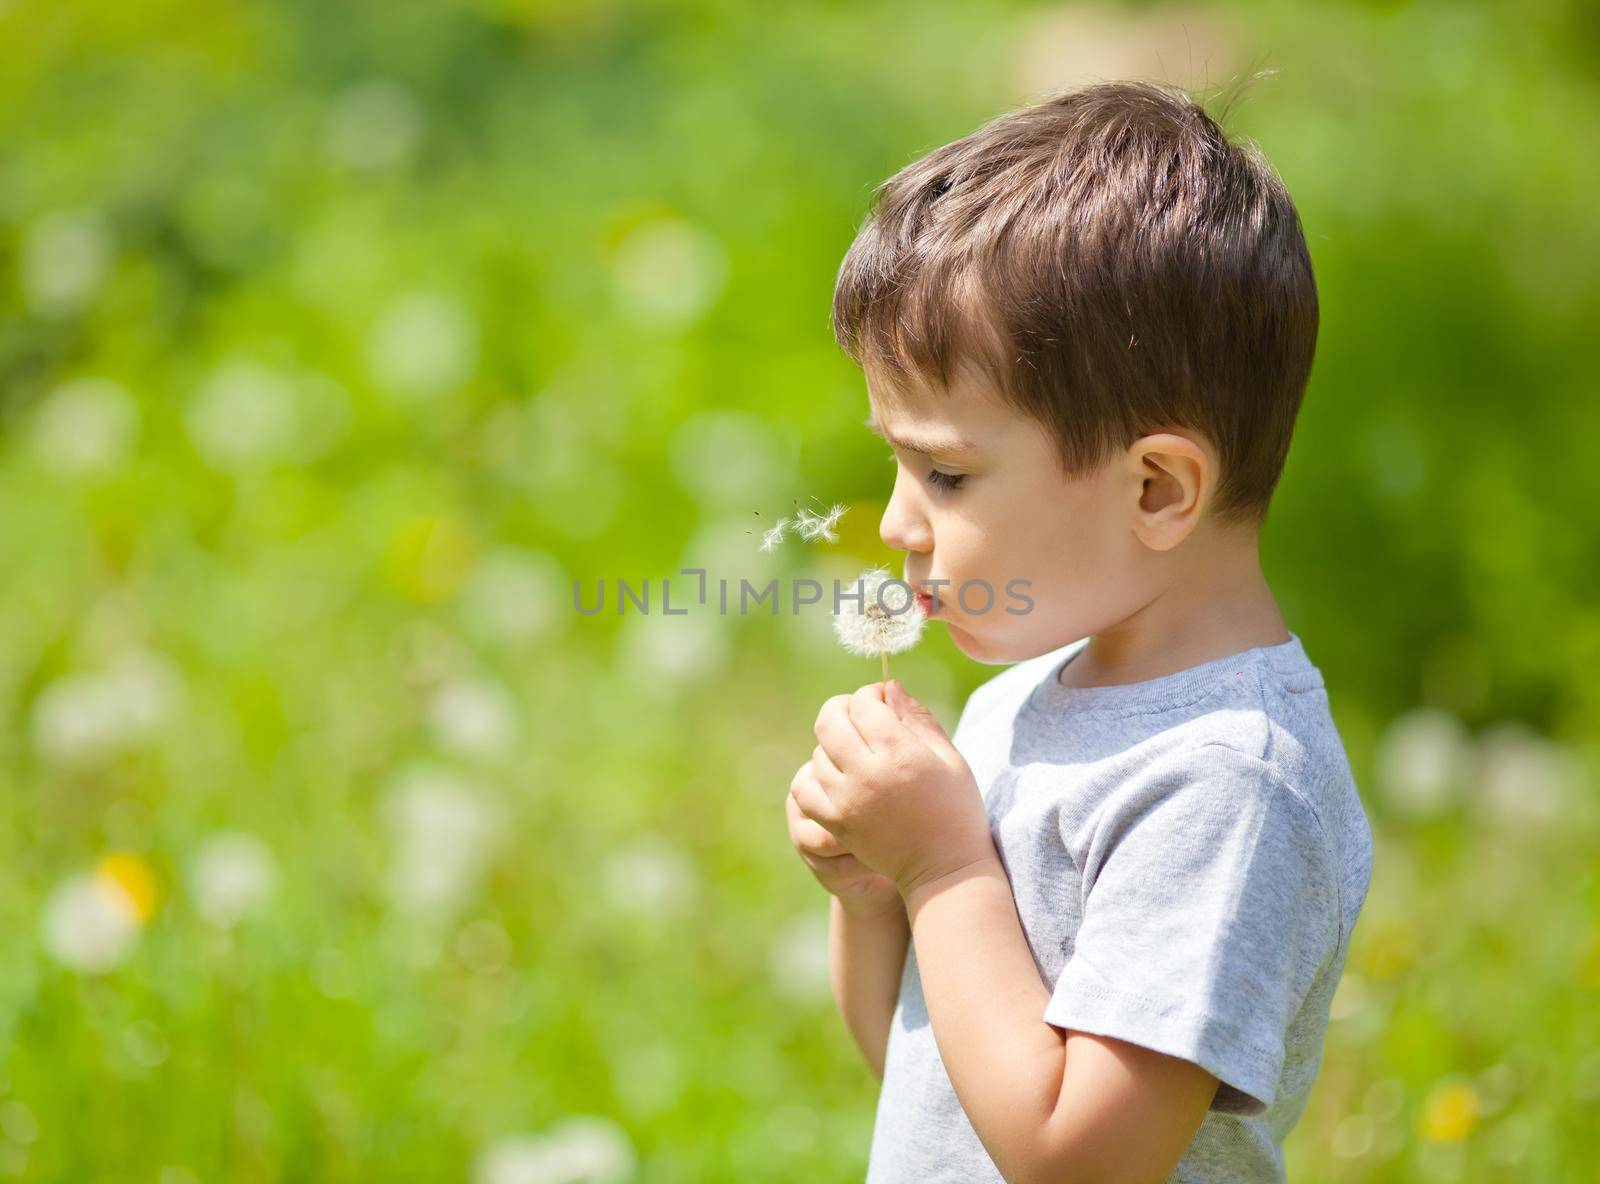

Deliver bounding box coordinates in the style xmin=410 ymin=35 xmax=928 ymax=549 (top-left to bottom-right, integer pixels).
xmin=901 ymin=857 xmax=1066 ymax=1184
xmin=828 ymin=895 xmax=911 ymax=1081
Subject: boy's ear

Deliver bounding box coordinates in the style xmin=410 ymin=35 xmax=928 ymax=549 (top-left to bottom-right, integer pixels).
xmin=1126 ymin=432 xmax=1211 ymax=551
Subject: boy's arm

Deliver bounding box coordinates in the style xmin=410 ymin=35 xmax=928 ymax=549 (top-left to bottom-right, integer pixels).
xmin=903 ymin=858 xmax=1217 ymax=1184
xmin=828 ymin=894 xmax=911 ymax=1081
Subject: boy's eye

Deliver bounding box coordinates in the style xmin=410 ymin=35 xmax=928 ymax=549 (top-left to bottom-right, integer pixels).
xmin=886 ymin=450 xmax=965 ymax=494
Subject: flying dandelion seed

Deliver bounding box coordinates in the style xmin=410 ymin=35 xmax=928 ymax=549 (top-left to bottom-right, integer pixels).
xmin=750 ymin=500 xmax=850 ymax=550
xmin=795 ymin=503 xmax=848 ymax=543
xmin=758 ymin=517 xmax=791 ymax=554
xmin=833 ymin=566 xmax=926 ymax=682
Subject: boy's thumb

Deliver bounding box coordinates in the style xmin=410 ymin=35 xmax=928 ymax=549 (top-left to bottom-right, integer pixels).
xmin=888 ymin=680 xmax=947 ymax=745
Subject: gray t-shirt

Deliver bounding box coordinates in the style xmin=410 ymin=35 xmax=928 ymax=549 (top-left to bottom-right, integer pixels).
xmin=865 ymin=632 xmax=1374 ymax=1183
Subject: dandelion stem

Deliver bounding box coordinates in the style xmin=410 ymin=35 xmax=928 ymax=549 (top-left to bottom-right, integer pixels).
xmin=881 ymin=652 xmax=889 ymax=684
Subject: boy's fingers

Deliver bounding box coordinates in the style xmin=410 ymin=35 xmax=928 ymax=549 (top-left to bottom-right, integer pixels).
xmin=847 ymin=683 xmax=904 ymax=752
xmin=810 ymin=744 xmax=841 ymax=786
xmin=795 ymin=814 xmax=844 ymax=856
xmin=887 ymin=679 xmax=950 ymax=748
xmin=814 ymin=693 xmax=872 ymax=772
xmin=786 ymin=778 xmax=840 ymax=852
xmin=788 ymin=768 xmax=840 ymax=830
xmin=886 ymin=679 xmax=910 ymax=713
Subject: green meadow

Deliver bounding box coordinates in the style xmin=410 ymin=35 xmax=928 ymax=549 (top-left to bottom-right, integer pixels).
xmin=0 ymin=1 xmax=1595 ymax=1180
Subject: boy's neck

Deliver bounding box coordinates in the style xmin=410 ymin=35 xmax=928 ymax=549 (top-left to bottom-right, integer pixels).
xmin=1059 ymin=531 xmax=1290 ymax=690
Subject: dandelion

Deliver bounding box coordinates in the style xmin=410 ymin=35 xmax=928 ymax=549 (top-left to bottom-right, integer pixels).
xmin=428 ymin=676 xmax=519 ymax=759
xmin=475 ymin=1117 xmax=636 ymax=1184
xmin=767 ymin=910 xmax=832 ymax=1004
xmin=833 ymin=566 xmax=926 ymax=683
xmin=794 ymin=502 xmax=848 ymax=543
xmin=41 ymin=854 xmax=158 ymax=973
xmin=1373 ymin=707 xmax=1472 ymax=819
xmin=601 ymin=838 xmax=698 ymax=921
xmin=188 ymin=831 xmax=277 ymax=929
xmin=381 ymin=765 xmax=503 ymax=918
xmin=186 ymin=359 xmax=300 ymax=470
xmin=30 ymin=376 xmax=139 ymax=477
xmin=367 ymin=290 xmax=478 ymax=401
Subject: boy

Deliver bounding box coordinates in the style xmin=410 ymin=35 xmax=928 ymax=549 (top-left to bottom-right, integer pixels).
xmin=785 ymin=79 xmax=1374 ymax=1183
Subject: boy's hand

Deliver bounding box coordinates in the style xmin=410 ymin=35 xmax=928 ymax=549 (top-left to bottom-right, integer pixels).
xmin=793 ymin=680 xmax=996 ymax=901
xmin=785 ymin=780 xmax=902 ymax=920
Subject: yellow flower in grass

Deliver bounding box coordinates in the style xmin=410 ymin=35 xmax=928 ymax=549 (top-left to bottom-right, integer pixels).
xmin=1421 ymin=1079 xmax=1480 ymax=1142
xmin=42 ymin=852 xmax=159 ymax=973
xmin=97 ymin=852 xmax=160 ymax=923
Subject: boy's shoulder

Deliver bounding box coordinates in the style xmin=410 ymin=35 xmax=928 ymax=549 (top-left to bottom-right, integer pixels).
xmin=952 ymin=637 xmax=1088 ymax=743
xmin=952 ymin=632 xmax=1373 ymax=852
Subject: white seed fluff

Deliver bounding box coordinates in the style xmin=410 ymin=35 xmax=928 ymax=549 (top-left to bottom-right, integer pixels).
xmin=832 ymin=566 xmax=926 ymax=658
xmin=794 ymin=503 xmax=848 ymax=543
xmin=758 ymin=517 xmax=791 ymax=554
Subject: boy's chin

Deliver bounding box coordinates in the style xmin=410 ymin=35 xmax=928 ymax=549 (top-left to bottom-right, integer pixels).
xmin=943 ymin=619 xmax=1042 ymax=665
xmin=941 ymin=618 xmax=984 ymax=658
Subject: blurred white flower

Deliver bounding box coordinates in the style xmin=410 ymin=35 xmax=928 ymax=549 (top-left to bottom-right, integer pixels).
xmin=601 ymin=839 xmax=698 ymax=920
xmin=668 ymin=410 xmax=795 ymax=508
xmin=382 ymin=765 xmax=503 ymax=917
xmin=475 ymin=1117 xmax=636 ymax=1184
xmin=1331 ymin=1113 xmax=1376 ymax=1159
xmin=21 ymin=208 xmax=113 ymax=316
xmin=428 ymin=676 xmax=519 ymax=759
xmin=833 ymin=566 xmax=926 ymax=659
xmin=188 ymin=831 xmax=277 ymax=929
xmin=367 ymin=290 xmax=477 ymax=400
xmin=1472 ymin=720 xmax=1581 ymax=828
xmin=1373 ymin=707 xmax=1473 ymax=818
xmin=31 ymin=650 xmax=183 ymax=767
xmin=186 ymin=360 xmax=299 ymax=470
xmin=767 ymin=910 xmax=832 ymax=1004
xmin=41 ymin=871 xmax=142 ymax=972
xmin=1329 ymin=971 xmax=1370 ymax=1022
xmin=609 ymin=217 xmax=727 ymax=329
xmin=30 ymin=377 xmax=139 ymax=477
xmin=462 ymin=547 xmax=570 ymax=645
xmin=676 ymin=515 xmax=783 ymax=601
xmin=613 ymin=610 xmax=730 ymax=690
xmin=325 ymin=78 xmax=425 ymax=171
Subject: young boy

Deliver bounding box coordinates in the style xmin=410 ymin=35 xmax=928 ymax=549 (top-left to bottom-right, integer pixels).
xmin=784 ymin=80 xmax=1374 ymax=1183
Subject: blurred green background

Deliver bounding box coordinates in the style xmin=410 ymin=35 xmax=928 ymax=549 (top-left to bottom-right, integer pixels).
xmin=1 ymin=0 xmax=1596 ymax=1180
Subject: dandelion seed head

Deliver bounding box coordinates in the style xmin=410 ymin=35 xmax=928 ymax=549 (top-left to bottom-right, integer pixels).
xmin=832 ymin=566 xmax=925 ymax=658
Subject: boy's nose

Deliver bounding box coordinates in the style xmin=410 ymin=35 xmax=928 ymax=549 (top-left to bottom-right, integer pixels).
xmin=879 ymin=481 xmax=932 ymax=554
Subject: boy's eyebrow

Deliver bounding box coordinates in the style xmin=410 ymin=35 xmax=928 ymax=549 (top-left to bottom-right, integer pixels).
xmin=862 ymin=415 xmax=983 ymax=458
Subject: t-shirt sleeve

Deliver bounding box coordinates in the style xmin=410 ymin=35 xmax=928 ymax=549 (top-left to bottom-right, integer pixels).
xmin=1042 ymin=742 xmax=1341 ymax=1116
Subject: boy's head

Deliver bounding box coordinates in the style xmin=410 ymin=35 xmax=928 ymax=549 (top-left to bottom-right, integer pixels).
xmin=832 ymin=79 xmax=1318 ymax=664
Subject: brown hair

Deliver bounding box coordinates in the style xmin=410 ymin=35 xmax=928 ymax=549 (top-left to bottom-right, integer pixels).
xmin=831 ymin=78 xmax=1319 ymax=530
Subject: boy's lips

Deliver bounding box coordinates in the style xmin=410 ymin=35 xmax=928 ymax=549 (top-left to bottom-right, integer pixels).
xmin=914 ymin=589 xmax=941 ymax=617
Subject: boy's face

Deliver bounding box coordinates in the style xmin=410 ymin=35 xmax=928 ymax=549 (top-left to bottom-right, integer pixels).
xmin=866 ymin=359 xmax=1178 ymax=666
